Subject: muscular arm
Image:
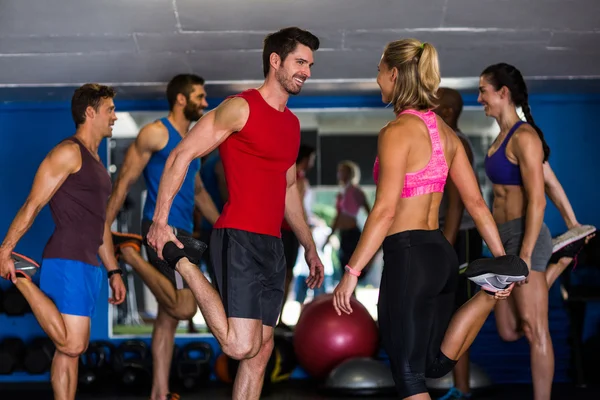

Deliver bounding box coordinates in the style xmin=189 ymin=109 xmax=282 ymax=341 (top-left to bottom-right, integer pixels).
xmin=0 ymin=142 xmax=81 ymax=253
xmin=543 ymin=161 xmax=578 ymax=229
xmin=153 ymin=97 xmax=249 ymax=226
xmin=450 ymin=137 xmax=505 ymax=258
xmin=99 ymin=124 xmax=166 ymax=269
xmin=442 ymin=136 xmax=474 ymax=244
xmin=194 ymin=174 xmax=220 ymax=225
xmin=214 ymin=159 xmax=229 ymax=203
xmin=346 ymin=123 xmax=409 ymax=272
xmin=514 ymin=131 xmax=546 ymax=263
xmin=284 ymin=165 xmax=316 ymax=252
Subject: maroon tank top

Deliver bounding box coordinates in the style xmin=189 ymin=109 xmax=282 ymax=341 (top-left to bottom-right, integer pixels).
xmin=42 ymin=137 xmax=112 ymax=266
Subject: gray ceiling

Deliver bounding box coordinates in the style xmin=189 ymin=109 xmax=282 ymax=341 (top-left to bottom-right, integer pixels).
xmin=1 ymin=0 xmax=599 ymax=102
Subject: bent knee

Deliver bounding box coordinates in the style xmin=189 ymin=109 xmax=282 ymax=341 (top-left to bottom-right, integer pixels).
xmin=497 ymin=326 xmax=522 ymax=342
xmin=57 ymin=341 xmax=88 ymax=358
xmin=223 ymin=338 xmax=262 ymax=360
xmin=521 ymin=320 xmax=551 ymax=345
xmin=166 ymin=292 xmax=197 ymax=320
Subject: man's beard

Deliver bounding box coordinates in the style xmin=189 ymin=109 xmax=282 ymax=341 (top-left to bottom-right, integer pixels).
xmin=183 ymin=102 xmax=203 ymax=122
xmin=276 ymin=69 xmax=302 ymax=96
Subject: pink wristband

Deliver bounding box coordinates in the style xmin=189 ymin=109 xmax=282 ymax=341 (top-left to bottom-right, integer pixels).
xmin=345 ymin=264 xmax=361 ymax=277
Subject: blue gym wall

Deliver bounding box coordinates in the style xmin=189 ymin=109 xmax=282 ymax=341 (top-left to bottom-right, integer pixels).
xmin=0 ymin=93 xmax=599 ymax=384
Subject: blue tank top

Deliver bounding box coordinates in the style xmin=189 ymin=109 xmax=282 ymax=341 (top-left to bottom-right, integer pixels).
xmin=200 ymin=152 xmax=225 ymax=231
xmin=484 ymin=121 xmax=525 ymax=186
xmin=142 ymin=117 xmax=200 ymax=232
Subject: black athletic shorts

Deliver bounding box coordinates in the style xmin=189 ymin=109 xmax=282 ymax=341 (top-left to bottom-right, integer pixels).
xmin=141 ymin=219 xmax=189 ymax=290
xmin=378 ymin=229 xmax=459 ymax=398
xmin=210 ymin=228 xmax=286 ymax=327
xmin=453 ymin=227 xmax=483 ymax=309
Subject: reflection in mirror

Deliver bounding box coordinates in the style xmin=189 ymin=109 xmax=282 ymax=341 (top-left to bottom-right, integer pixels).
xmin=108 ymin=106 xmax=502 ymax=337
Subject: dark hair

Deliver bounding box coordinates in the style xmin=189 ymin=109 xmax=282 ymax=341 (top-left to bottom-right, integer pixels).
xmin=481 ymin=63 xmax=550 ymax=162
xmin=166 ymin=74 xmax=205 ymax=111
xmin=262 ymin=27 xmax=320 ymax=78
xmin=71 ymin=83 xmax=116 ymax=127
xmin=296 ymin=144 xmax=315 ymax=164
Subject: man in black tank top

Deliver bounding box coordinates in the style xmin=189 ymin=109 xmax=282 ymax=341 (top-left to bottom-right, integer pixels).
xmin=0 ymin=84 xmax=126 ymax=400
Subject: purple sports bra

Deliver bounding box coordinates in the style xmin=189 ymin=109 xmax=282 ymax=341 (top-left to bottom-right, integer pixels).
xmin=484 ymin=121 xmax=525 ymax=186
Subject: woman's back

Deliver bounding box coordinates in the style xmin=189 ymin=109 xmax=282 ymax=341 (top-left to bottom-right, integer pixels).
xmin=378 ymin=111 xmax=460 ymax=236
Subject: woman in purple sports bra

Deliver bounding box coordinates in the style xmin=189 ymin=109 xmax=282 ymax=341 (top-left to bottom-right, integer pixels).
xmin=331 ymin=39 xmax=528 ymax=400
xmin=479 ymin=63 xmax=554 ymax=400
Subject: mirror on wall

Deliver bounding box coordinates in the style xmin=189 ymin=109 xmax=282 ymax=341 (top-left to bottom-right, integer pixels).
xmin=107 ymin=106 xmax=502 ymax=338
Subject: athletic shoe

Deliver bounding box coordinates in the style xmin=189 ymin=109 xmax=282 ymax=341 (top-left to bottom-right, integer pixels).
xmin=112 ymin=231 xmax=143 ymax=255
xmin=465 ymin=255 xmax=529 ymax=292
xmin=438 ymin=387 xmax=472 ymax=400
xmin=162 ymin=239 xmax=208 ymax=269
xmin=11 ymin=252 xmax=40 ymax=280
xmin=550 ymin=225 xmax=596 ymax=263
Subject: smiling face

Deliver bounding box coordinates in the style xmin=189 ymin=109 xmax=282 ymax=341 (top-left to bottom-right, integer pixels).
xmin=181 ymin=84 xmax=209 ymax=122
xmin=477 ymin=75 xmax=508 ymax=119
xmin=274 ymin=43 xmax=314 ymax=95
xmin=92 ymin=97 xmax=117 ymax=138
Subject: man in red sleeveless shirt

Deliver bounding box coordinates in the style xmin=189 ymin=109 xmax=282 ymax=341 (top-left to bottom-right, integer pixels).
xmin=0 ymin=84 xmax=126 ymax=400
xmin=147 ymin=27 xmax=324 ymax=399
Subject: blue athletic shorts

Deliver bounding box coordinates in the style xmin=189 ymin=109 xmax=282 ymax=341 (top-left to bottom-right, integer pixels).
xmin=39 ymin=258 xmax=103 ymax=317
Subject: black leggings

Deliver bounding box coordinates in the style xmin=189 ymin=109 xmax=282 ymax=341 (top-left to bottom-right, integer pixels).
xmin=378 ymin=229 xmax=459 ymax=398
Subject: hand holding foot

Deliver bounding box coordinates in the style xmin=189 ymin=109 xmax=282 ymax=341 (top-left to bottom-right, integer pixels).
xmin=147 ymin=223 xmax=183 ymax=260
xmin=493 ymin=283 xmax=515 ymax=300
xmin=112 ymin=232 xmax=143 ymax=259
xmin=1 ymin=250 xmax=39 ymax=283
xmin=465 ymin=255 xmax=529 ymax=294
xmin=0 ymin=249 xmax=17 ymax=283
xmin=161 ymin=239 xmax=208 ymax=270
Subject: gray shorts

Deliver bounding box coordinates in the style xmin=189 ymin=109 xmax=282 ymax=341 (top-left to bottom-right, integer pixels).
xmin=497 ymin=217 xmax=552 ymax=272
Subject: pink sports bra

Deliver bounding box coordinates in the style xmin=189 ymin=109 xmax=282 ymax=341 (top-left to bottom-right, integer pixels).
xmin=373 ymin=109 xmax=448 ymax=198
xmin=335 ymin=185 xmax=365 ymax=218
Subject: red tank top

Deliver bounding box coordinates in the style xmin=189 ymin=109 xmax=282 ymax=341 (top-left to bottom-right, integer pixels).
xmin=43 ymin=137 xmax=112 ymax=266
xmin=214 ymin=89 xmax=300 ymax=237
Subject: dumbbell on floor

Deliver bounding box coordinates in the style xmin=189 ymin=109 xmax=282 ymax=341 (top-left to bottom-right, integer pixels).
xmin=2 ymin=286 xmax=30 ymax=316
xmin=24 ymin=337 xmax=54 ymax=374
xmin=175 ymin=341 xmax=212 ymax=390
xmin=79 ymin=341 xmax=116 ymax=390
xmin=0 ymin=338 xmax=26 ymax=374
xmin=112 ymin=340 xmax=152 ymax=391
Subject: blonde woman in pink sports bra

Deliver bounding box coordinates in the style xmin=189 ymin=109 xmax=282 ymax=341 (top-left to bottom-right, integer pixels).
xmin=325 ymin=161 xmax=371 ymax=277
xmin=331 ymin=39 xmax=529 ymax=400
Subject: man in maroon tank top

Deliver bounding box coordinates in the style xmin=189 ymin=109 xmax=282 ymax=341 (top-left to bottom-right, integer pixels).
xmin=146 ymin=27 xmax=324 ymax=399
xmin=0 ymin=84 xmax=126 ymax=400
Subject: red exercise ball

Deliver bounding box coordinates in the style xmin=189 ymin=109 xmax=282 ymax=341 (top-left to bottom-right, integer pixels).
xmin=293 ymin=293 xmax=379 ymax=379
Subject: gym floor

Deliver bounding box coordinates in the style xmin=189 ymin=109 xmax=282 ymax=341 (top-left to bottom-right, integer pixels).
xmin=1 ymin=381 xmax=598 ymax=399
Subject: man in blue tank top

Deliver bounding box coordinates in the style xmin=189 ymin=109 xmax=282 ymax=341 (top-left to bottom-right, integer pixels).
xmin=103 ymin=74 xmax=219 ymax=400
xmin=0 ymin=84 xmax=126 ymax=400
